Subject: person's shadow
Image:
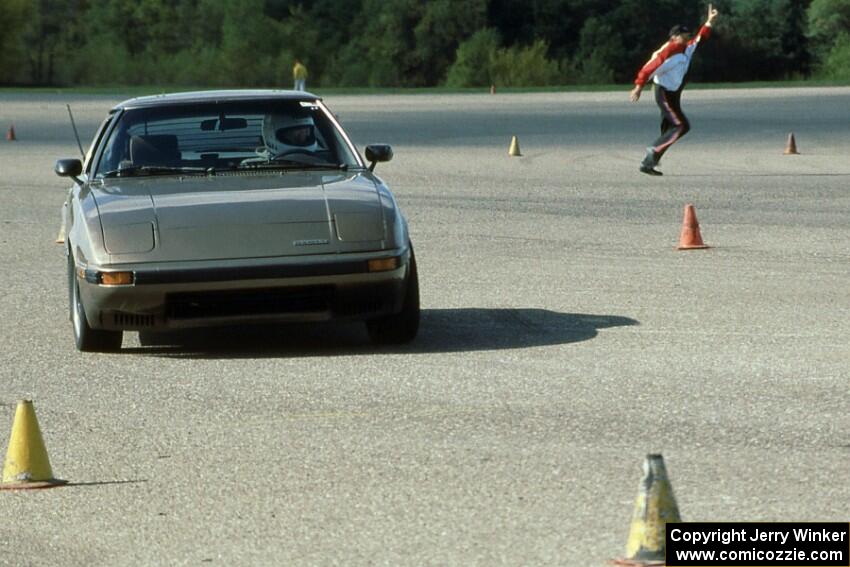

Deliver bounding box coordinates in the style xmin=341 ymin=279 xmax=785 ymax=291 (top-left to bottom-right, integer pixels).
xmin=130 ymin=308 xmax=638 ymax=359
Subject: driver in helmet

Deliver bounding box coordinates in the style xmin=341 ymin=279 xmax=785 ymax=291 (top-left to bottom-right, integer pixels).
xmin=262 ymin=113 xmax=319 ymax=158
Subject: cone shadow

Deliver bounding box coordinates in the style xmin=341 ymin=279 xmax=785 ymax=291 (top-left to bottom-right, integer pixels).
xmin=128 ymin=308 xmax=639 ymax=359
xmin=65 ymin=479 xmax=148 ymax=488
xmin=0 ymin=479 xmax=147 ymax=491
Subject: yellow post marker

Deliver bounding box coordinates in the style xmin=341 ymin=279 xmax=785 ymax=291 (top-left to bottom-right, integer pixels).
xmin=508 ymin=135 xmax=522 ymax=157
xmin=615 ymin=454 xmax=681 ymax=566
xmin=1 ymin=400 xmax=66 ymax=490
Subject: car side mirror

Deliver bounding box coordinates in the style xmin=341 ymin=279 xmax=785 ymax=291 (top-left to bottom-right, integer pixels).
xmin=365 ymin=144 xmax=393 ymax=172
xmin=55 ymin=159 xmax=83 ymax=185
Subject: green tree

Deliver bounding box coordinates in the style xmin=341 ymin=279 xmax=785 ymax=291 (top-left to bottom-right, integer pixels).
xmin=807 ymin=0 xmax=850 ymax=40
xmin=0 ymin=0 xmax=29 ymax=83
xmin=490 ymin=40 xmax=564 ymax=86
xmin=818 ymin=31 xmax=850 ymax=78
xmin=0 ymin=0 xmax=822 ymax=87
xmin=571 ymin=16 xmax=623 ymax=84
xmin=73 ymin=0 xmax=179 ymax=84
xmin=330 ymin=0 xmax=421 ymax=87
xmin=17 ymin=0 xmax=81 ymax=84
xmin=781 ymin=0 xmax=810 ymax=75
xmin=663 ymin=0 xmax=814 ymax=83
xmin=445 ymin=28 xmax=501 ymax=87
xmin=487 ymin=0 xmax=583 ymax=57
xmin=287 ymin=0 xmax=375 ymax=87
xmin=807 ymin=0 xmax=850 ymax=63
xmin=412 ymin=0 xmax=488 ymax=85
xmin=732 ymin=0 xmax=789 ymax=72
xmin=217 ymin=0 xmax=282 ymax=86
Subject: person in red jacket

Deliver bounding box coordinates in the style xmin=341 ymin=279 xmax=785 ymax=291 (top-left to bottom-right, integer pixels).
xmin=630 ymin=4 xmax=719 ymax=175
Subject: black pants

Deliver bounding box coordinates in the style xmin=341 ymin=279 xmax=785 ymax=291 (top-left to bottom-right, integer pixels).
xmin=651 ymin=85 xmax=690 ymax=162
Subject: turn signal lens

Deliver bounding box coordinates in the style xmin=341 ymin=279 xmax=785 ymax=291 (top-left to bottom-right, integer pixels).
xmin=100 ymin=271 xmax=134 ymax=285
xmin=368 ymin=257 xmax=399 ymax=272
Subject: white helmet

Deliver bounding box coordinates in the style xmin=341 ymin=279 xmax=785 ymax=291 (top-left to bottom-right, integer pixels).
xmin=262 ymin=113 xmax=319 ymax=156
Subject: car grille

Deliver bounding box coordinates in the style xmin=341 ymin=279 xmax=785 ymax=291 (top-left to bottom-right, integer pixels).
xmin=110 ymin=312 xmax=157 ymax=328
xmin=333 ymin=293 xmax=389 ymax=316
xmin=166 ymin=286 xmax=334 ymax=320
xmin=163 ymin=284 xmax=396 ymax=322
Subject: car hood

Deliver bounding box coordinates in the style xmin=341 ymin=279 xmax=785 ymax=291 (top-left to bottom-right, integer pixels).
xmin=92 ymin=171 xmax=388 ymax=263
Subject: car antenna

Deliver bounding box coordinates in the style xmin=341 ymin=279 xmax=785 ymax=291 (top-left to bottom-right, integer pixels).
xmin=66 ymin=104 xmax=85 ymax=158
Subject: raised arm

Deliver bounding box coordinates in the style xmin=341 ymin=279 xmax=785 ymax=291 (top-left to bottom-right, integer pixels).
xmin=706 ymin=3 xmax=719 ymax=26
xmin=689 ymin=3 xmax=719 ymax=45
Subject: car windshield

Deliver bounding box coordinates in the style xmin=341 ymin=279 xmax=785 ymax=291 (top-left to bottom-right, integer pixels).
xmin=95 ymin=99 xmax=360 ymax=178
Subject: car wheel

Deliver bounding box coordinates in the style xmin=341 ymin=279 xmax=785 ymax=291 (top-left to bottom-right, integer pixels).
xmin=68 ymin=255 xmax=122 ymax=352
xmin=367 ymin=246 xmax=420 ymax=345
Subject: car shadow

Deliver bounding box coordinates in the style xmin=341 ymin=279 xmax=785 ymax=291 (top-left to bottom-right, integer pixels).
xmin=127 ymin=308 xmax=638 ymax=359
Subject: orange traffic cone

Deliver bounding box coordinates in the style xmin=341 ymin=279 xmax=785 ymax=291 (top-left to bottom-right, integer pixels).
xmin=784 ymin=133 xmax=798 ymax=155
xmin=6 ymin=125 xmax=16 ymax=141
xmin=677 ymin=204 xmax=709 ymax=250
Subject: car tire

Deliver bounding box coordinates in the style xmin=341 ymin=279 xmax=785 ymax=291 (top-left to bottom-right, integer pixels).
xmin=68 ymin=255 xmax=122 ymax=353
xmin=366 ymin=246 xmax=420 ymax=345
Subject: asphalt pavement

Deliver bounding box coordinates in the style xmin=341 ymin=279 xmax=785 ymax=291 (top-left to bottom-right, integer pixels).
xmin=0 ymin=88 xmax=848 ymax=566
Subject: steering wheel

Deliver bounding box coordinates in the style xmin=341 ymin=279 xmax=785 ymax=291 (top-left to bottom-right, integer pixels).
xmin=272 ymin=149 xmax=316 ymax=160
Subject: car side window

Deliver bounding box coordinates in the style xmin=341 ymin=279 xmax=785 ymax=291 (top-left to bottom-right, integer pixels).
xmin=84 ymin=114 xmax=115 ymax=174
xmin=97 ymin=119 xmax=131 ymax=175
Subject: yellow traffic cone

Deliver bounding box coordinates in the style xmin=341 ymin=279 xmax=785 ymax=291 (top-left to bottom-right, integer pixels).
xmin=613 ymin=454 xmax=680 ymax=566
xmin=1 ymin=400 xmax=66 ymax=490
xmin=508 ymin=135 xmax=521 ymax=157
xmin=784 ymin=132 xmax=799 ymax=155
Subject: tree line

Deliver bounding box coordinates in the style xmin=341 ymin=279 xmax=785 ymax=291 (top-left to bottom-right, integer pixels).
xmin=1 ymin=0 xmax=848 ymax=88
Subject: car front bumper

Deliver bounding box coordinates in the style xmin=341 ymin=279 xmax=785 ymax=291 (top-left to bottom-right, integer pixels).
xmin=76 ymin=249 xmax=411 ymax=331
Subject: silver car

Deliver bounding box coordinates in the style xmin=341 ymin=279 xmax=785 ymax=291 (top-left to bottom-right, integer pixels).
xmin=55 ymin=90 xmax=418 ymax=352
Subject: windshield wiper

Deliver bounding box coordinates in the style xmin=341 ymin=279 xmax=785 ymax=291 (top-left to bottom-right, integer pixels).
xmin=101 ymin=165 xmax=208 ymax=178
xmin=243 ymin=158 xmax=349 ymax=171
